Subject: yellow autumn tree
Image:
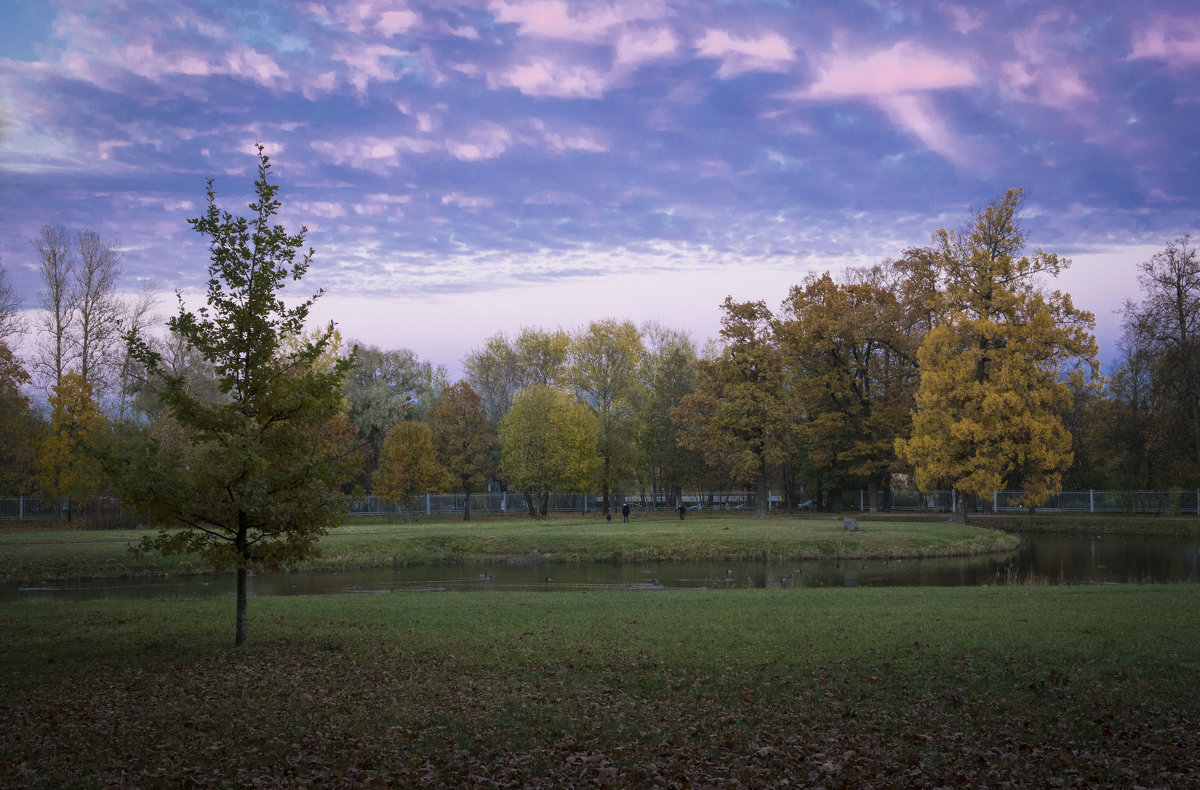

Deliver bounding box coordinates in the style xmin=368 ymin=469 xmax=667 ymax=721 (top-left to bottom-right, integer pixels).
xmin=895 ymin=189 xmax=1097 ymax=522
xmin=373 ymin=420 xmax=452 ymax=520
xmin=499 ymin=384 xmax=599 ymax=517
xmin=38 ymin=371 xmax=107 ymax=521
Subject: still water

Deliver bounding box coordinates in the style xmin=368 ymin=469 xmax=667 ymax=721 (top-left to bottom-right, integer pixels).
xmin=6 ymin=534 xmax=1199 ymax=603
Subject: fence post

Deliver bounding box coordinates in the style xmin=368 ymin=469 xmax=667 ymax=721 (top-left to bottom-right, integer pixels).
xmin=18 ymin=495 xmax=23 ymax=521
xmin=860 ymin=489 xmax=864 ymax=511
xmin=1090 ymin=490 xmax=1095 ymax=514
xmin=993 ymin=491 xmax=998 ymax=512
xmin=426 ymin=493 xmax=431 ymax=516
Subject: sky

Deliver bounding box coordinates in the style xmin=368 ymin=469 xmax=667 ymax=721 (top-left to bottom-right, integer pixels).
xmin=2 ymin=0 xmax=1198 ymax=378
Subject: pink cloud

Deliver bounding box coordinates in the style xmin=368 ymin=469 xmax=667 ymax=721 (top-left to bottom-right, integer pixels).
xmin=531 ymin=120 xmax=609 ymax=153
xmin=615 ymin=27 xmax=678 ymax=65
xmin=876 ymin=93 xmax=971 ymax=166
xmin=802 ymin=40 xmax=974 ymax=98
xmin=442 ymin=192 xmax=495 ymax=209
xmin=1001 ymin=12 xmax=1095 ymax=110
xmin=332 ymin=43 xmax=408 ymax=95
xmin=941 ymin=4 xmax=982 ymax=35
xmin=491 ymin=59 xmax=613 ymax=99
xmin=1127 ymin=16 xmax=1200 ymax=66
xmin=695 ymin=29 xmax=794 ymax=78
xmin=446 ymin=123 xmax=512 ymax=161
xmin=352 ymin=193 xmax=410 ymax=218
xmin=377 ymin=9 xmax=420 ymax=37
xmin=311 ymin=136 xmax=436 ymax=169
xmin=488 ymin=0 xmax=667 ymax=41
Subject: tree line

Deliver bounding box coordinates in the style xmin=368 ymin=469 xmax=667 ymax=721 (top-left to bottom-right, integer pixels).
xmin=1 ymin=186 xmax=1197 ymax=527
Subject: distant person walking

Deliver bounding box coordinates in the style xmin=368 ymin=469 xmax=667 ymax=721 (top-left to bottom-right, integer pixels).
xmin=622 ymin=502 xmax=631 ymax=523
xmin=677 ymin=503 xmax=686 ymax=520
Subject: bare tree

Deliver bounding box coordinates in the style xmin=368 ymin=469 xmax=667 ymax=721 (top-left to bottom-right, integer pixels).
xmin=0 ymin=255 xmax=24 ymax=344
xmin=115 ymin=280 xmax=160 ymax=424
xmin=73 ymin=229 xmax=125 ymax=399
xmin=33 ymin=224 xmax=75 ymax=391
xmin=1122 ymin=235 xmax=1200 ymax=474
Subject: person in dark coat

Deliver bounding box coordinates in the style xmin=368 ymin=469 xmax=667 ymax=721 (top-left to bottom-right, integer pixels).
xmin=621 ymin=502 xmax=630 ymax=523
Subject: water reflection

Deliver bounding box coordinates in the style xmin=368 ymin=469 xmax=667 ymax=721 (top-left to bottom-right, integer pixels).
xmin=5 ymin=533 xmax=1198 ymax=603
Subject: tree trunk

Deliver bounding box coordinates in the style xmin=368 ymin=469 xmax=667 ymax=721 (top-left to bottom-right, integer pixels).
xmin=463 ymin=487 xmax=471 ymax=521
xmin=754 ymin=457 xmax=770 ymax=519
xmin=235 ymin=566 xmax=248 ymax=647
xmin=524 ymin=492 xmax=537 ymax=517
xmin=867 ymin=478 xmax=879 ymax=513
xmin=951 ymin=491 xmax=970 ymax=524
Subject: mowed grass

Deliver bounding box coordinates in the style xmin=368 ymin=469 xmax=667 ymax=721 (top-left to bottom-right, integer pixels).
xmin=0 ymin=515 xmax=1019 ymax=583
xmin=2 ymin=586 xmax=1198 ymax=787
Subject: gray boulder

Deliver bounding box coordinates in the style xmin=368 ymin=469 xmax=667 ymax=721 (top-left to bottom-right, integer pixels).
xmin=843 ymin=517 xmax=858 ymax=532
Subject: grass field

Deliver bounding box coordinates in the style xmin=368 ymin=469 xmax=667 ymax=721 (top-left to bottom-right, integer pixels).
xmin=0 ymin=515 xmax=1019 ymax=583
xmin=2 ymin=586 xmax=1198 ymax=787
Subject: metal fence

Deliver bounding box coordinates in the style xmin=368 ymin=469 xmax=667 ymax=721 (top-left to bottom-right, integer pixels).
xmin=0 ymin=496 xmax=143 ymax=526
xmin=346 ymin=490 xmax=767 ymax=517
xmin=3 ymin=488 xmax=1197 ymax=523
xmin=847 ymin=489 xmax=1200 ymax=515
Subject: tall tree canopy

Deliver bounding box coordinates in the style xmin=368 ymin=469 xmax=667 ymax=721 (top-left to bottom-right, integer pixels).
xmin=427 ymin=381 xmax=494 ymax=521
xmin=373 ymin=420 xmax=451 ymax=520
xmin=568 ymin=319 xmax=644 ymax=514
xmin=1119 ymin=235 xmax=1200 ymax=481
xmin=674 ymin=298 xmax=792 ymax=518
xmin=500 ymin=384 xmax=599 ymax=517
xmin=778 ymin=266 xmax=920 ymax=511
xmin=118 ymin=146 xmax=353 ymax=646
xmin=895 ymin=189 xmax=1097 ymax=522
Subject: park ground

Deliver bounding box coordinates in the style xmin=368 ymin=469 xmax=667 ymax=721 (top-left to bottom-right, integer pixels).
xmin=1 ymin=515 xmax=1198 ymax=787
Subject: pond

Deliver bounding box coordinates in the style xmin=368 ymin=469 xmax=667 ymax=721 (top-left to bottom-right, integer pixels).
xmin=5 ymin=533 xmax=1199 ymax=603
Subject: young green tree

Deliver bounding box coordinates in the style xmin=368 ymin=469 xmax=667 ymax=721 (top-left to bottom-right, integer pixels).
xmin=427 ymin=381 xmax=494 ymax=521
xmin=895 ymin=189 xmax=1097 ymax=522
xmin=37 ymin=371 xmax=106 ymax=521
xmin=674 ymin=298 xmax=793 ymax=518
xmin=637 ymin=322 xmax=701 ymax=506
xmin=117 ymin=146 xmax=354 ymax=647
xmin=568 ymin=319 xmax=644 ymax=513
xmin=500 ymin=384 xmax=599 ymax=517
xmin=373 ymin=421 xmax=452 ymax=521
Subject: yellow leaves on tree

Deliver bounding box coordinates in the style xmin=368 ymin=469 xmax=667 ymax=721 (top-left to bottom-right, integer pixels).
xmin=895 ymin=188 xmax=1097 ymax=521
xmin=38 ymin=371 xmax=106 ymax=516
xmin=373 ymin=421 xmax=452 ymax=516
xmin=499 ymin=384 xmax=599 ymax=517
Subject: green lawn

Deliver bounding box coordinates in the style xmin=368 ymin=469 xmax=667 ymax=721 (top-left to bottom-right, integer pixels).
xmin=2 ymin=586 xmax=1197 ymax=787
xmin=0 ymin=515 xmax=1019 ymax=583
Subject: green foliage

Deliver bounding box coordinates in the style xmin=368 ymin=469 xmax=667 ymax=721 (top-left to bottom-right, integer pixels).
xmin=895 ymin=189 xmax=1097 ymax=519
xmin=116 ymin=145 xmax=352 ymax=645
xmin=568 ymin=319 xmax=645 ymax=510
xmin=637 ymin=323 xmax=702 ymax=499
xmin=499 ymin=384 xmax=599 ymax=515
xmin=778 ymin=265 xmax=920 ymax=507
xmin=675 ymin=299 xmax=792 ymax=517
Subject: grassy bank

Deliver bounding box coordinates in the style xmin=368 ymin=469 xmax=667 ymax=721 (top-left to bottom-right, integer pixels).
xmin=2 ymin=586 xmax=1197 ymax=787
xmin=0 ymin=515 xmax=1018 ymax=583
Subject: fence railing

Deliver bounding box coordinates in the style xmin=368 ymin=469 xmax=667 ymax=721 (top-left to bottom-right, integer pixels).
xmin=3 ymin=488 xmax=1197 ymax=523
